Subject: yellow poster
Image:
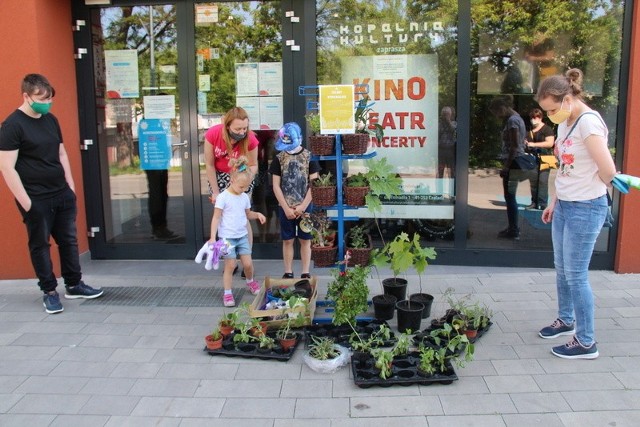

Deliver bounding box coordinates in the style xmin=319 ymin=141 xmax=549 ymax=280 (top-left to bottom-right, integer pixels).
xmin=319 ymin=84 xmax=355 ymax=134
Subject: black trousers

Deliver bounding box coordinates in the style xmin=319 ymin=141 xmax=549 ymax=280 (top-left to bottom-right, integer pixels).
xmin=145 ymin=169 xmax=169 ymax=232
xmin=18 ymin=187 xmax=82 ymax=293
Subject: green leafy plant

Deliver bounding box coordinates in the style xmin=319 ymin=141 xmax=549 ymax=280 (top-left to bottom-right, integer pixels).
xmin=345 ymin=172 xmax=369 ymax=188
xmin=347 ymin=224 xmax=369 ymax=249
xmin=348 ymin=322 xmax=391 ymax=352
xmin=371 ymin=232 xmax=437 ymax=286
xmin=308 ymin=336 xmax=340 ymax=360
xmin=302 ymin=211 xmax=334 ymax=247
xmin=326 ymin=254 xmax=371 ymax=326
xmin=361 ymin=157 xmax=403 ymax=213
xmin=305 ymin=112 xmax=321 ymax=135
xmin=257 ymin=334 xmax=276 ymax=350
xmin=218 ymin=308 xmax=240 ymax=329
xmin=393 ymin=331 xmax=412 ymax=356
xmin=276 ymin=312 xmax=306 ymax=341
xmin=354 ymin=96 xmax=384 ymax=142
xmin=371 ymin=348 xmax=394 ymax=379
xmin=232 ymin=321 xmax=253 ymax=344
xmin=312 ymin=172 xmax=334 ymax=187
xmin=208 ymin=328 xmax=222 ymax=341
xmin=417 ymin=345 xmax=438 ymax=376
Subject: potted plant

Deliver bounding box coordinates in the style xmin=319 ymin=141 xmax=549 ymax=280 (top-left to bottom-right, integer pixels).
xmin=371 ymin=348 xmax=394 ymax=379
xmin=343 ymin=96 xmax=384 ymax=155
xmin=276 ymin=312 xmax=305 ymax=352
xmin=305 ymin=112 xmax=335 ymax=155
xmin=218 ymin=309 xmax=240 ymax=337
xmin=371 ymin=232 xmax=437 ymax=304
xmin=204 ymin=328 xmax=223 ymax=351
xmin=256 ymin=334 xmax=276 ymax=353
xmin=310 ymin=172 xmax=336 ymax=207
xmin=346 ymin=224 xmax=373 ymax=267
xmin=304 ymin=211 xmax=337 ymax=267
xmin=361 ymin=157 xmax=403 ymax=214
xmin=249 ymin=317 xmax=268 ymax=337
xmin=344 ymin=173 xmax=370 ymax=207
xmin=303 ymin=335 xmax=351 ymax=374
xmin=232 ymin=321 xmax=254 ymax=346
xmin=326 ymin=252 xmax=371 ymax=326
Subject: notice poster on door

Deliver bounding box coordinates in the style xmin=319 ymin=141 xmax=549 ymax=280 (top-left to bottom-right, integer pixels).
xmin=258 ymin=62 xmax=282 ymax=96
xmin=235 ymin=97 xmax=260 ymax=129
xmin=143 ymin=95 xmax=175 ymax=120
xmin=235 ymin=63 xmax=259 ymax=96
xmin=259 ymin=97 xmax=283 ymax=129
xmin=318 ymin=85 xmax=355 ymax=134
xmin=139 ymin=119 xmax=171 ymax=170
xmin=105 ymin=50 xmax=139 ymax=99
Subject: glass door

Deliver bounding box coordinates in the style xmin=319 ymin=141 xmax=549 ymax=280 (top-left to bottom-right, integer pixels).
xmin=91 ymin=4 xmax=193 ymax=257
xmin=194 ymin=2 xmax=284 ymax=253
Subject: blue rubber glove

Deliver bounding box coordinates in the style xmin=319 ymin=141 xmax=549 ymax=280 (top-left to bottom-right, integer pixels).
xmin=195 ymin=240 xmax=231 ymax=270
xmin=612 ymin=174 xmax=640 ymax=194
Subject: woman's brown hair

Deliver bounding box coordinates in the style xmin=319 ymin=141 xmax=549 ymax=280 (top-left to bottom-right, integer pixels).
xmin=221 ymin=107 xmax=252 ymax=157
xmin=534 ymin=68 xmax=584 ymax=102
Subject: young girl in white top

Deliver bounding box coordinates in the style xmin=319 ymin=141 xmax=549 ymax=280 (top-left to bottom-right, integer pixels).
xmin=535 ymin=68 xmax=617 ymax=359
xmin=209 ymin=156 xmax=266 ymax=306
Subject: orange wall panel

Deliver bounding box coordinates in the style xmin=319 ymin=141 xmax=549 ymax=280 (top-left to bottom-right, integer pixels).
xmin=0 ymin=0 xmax=88 ymax=279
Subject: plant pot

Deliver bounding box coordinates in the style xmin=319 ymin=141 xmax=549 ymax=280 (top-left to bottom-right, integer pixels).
xmin=409 ymin=293 xmax=434 ymax=319
xmin=342 ymin=133 xmax=369 ymax=155
xmin=344 ymin=185 xmax=369 ymax=206
xmin=463 ymin=328 xmax=478 ymax=339
xmin=311 ymin=186 xmax=337 ymax=207
xmin=309 ymin=135 xmax=335 ymax=156
xmin=372 ymin=294 xmax=397 ymax=320
xmin=279 ymin=334 xmax=297 ymax=352
xmin=395 ymin=299 xmax=424 ymax=334
xmin=382 ymin=278 xmax=408 ymax=301
xmin=219 ymin=324 xmax=234 ymax=338
xmin=311 ymin=245 xmax=337 ymax=267
xmin=204 ymin=334 xmax=223 ymax=351
xmin=347 ymin=234 xmax=373 ymax=267
xmin=250 ymin=321 xmax=268 ymax=337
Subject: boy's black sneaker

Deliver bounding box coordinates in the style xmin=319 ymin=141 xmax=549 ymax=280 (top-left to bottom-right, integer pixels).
xmin=282 ymin=273 xmax=294 ymax=279
xmin=43 ymin=292 xmax=64 ymax=314
xmin=64 ymin=282 xmax=104 ymax=299
xmin=300 ymin=273 xmax=311 ymax=279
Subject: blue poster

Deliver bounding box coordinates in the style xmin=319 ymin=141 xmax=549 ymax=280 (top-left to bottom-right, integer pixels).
xmin=139 ymin=119 xmax=171 ymax=170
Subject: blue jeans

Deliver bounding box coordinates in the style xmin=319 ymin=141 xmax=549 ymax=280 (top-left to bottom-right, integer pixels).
xmin=502 ymin=169 xmax=531 ymax=231
xmin=18 ymin=187 xmax=82 ymax=293
xmin=552 ymin=195 xmax=608 ymax=346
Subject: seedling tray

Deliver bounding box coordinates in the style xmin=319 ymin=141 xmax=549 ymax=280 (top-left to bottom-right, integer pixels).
xmin=413 ymin=321 xmax=492 ymax=347
xmin=203 ymin=331 xmax=301 ymax=361
xmin=351 ymin=351 xmax=458 ymax=388
xmin=304 ymin=319 xmax=397 ymax=349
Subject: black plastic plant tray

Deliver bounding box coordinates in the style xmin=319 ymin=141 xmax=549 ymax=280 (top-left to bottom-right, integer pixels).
xmin=304 ymin=319 xmax=397 ymax=349
xmin=203 ymin=331 xmax=301 ymax=361
xmin=413 ymin=321 xmax=493 ymax=346
xmin=351 ymin=351 xmax=458 ymax=388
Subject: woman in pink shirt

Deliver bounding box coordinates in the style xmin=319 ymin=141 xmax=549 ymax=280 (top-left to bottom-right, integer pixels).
xmin=204 ymin=107 xmax=259 ymax=204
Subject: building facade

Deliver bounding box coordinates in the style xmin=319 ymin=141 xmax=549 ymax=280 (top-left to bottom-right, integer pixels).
xmin=1 ymin=0 xmax=640 ymax=279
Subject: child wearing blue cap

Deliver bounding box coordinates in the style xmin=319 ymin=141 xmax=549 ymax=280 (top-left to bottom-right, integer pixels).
xmin=269 ymin=122 xmax=321 ymax=278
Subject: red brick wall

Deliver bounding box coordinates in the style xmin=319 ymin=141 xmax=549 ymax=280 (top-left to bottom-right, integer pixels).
xmin=0 ymin=0 xmax=88 ymax=279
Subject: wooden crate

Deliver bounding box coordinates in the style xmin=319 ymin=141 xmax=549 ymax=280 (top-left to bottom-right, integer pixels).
xmin=249 ymin=277 xmax=318 ymax=328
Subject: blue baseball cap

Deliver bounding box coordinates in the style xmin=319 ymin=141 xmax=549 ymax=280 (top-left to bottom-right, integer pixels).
xmin=275 ymin=122 xmax=302 ymax=152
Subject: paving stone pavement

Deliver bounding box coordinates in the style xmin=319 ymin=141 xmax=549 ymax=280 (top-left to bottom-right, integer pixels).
xmin=1 ymin=259 xmax=640 ymax=426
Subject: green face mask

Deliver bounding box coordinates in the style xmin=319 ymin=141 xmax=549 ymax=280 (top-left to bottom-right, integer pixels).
xmin=29 ymin=97 xmax=52 ymax=115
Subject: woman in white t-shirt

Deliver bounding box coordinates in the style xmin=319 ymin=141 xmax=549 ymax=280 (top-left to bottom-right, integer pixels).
xmin=208 ymin=156 xmax=266 ymax=307
xmin=535 ymin=68 xmax=617 ymax=360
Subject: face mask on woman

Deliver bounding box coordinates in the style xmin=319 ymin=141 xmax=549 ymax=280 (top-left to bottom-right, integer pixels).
xmin=229 ymin=131 xmax=246 ymax=142
xmin=548 ymin=99 xmax=572 ymax=124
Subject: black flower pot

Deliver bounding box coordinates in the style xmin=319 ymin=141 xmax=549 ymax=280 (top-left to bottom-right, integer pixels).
xmin=396 ymin=299 xmax=424 ymax=334
xmin=382 ymin=278 xmax=408 ymax=301
xmin=372 ymin=294 xmax=397 ymax=320
xmin=409 ymin=293 xmax=434 ymax=319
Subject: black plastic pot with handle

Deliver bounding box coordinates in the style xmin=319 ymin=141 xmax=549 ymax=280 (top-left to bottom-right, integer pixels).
xmin=409 ymin=293 xmax=434 ymax=319
xmin=396 ymin=299 xmax=424 ymax=334
xmin=382 ymin=277 xmax=407 ymax=301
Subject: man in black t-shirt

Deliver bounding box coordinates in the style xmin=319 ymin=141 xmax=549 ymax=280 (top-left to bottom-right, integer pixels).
xmin=0 ymin=74 xmax=104 ymax=314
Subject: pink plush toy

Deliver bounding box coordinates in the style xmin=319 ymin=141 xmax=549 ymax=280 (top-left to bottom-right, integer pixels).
xmin=195 ymin=239 xmax=231 ymax=270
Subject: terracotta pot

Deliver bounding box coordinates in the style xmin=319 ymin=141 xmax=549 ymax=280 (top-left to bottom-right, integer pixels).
xmin=219 ymin=324 xmax=234 ymax=337
xmin=279 ymin=334 xmax=297 ymax=352
xmin=205 ymin=334 xmax=223 ymax=351
xmin=463 ymin=328 xmax=478 ymax=339
xmin=250 ymin=322 xmax=268 ymax=337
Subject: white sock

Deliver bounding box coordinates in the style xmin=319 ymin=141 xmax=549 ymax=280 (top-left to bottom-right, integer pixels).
xmin=246 ymin=278 xmax=254 ymax=283
xmin=224 ymin=289 xmax=233 ymax=295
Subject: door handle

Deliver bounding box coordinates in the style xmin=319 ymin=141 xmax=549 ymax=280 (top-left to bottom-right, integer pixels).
xmin=172 ymin=140 xmax=188 ymax=147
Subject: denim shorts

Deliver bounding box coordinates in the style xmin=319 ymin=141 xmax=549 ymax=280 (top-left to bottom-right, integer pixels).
xmin=223 ymin=235 xmax=251 ymax=258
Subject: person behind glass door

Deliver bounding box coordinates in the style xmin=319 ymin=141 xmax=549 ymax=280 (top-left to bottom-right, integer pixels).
xmin=207 ymin=156 xmax=266 ymax=307
xmin=536 ymin=68 xmax=616 ymax=360
xmin=269 ymin=122 xmax=320 ymax=279
xmin=525 ymin=108 xmax=555 ymax=210
xmin=204 ymin=107 xmax=259 ymax=276
xmin=0 ymin=73 xmax=104 ymax=314
xmin=436 ymin=106 xmax=456 ymax=199
xmin=489 ymin=95 xmax=529 ymax=240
